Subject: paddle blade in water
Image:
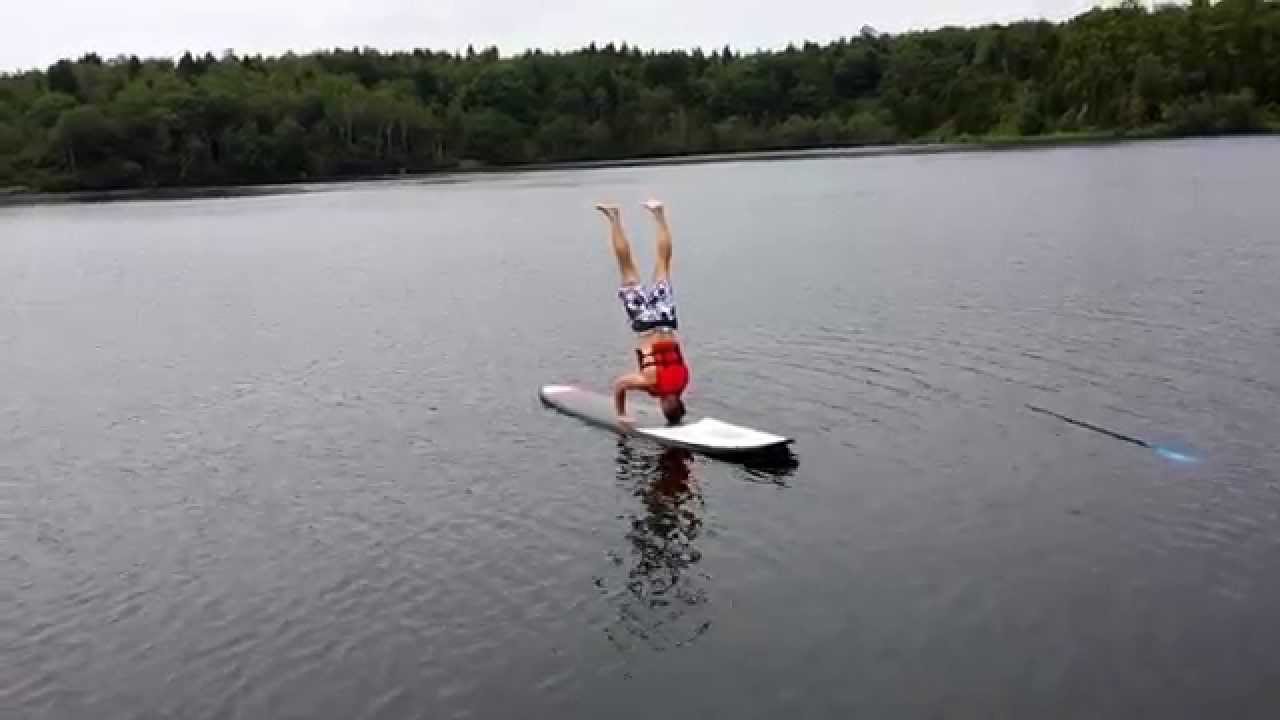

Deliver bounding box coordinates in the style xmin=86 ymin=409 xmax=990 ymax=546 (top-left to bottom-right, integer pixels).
xmin=1154 ymin=446 xmax=1199 ymax=464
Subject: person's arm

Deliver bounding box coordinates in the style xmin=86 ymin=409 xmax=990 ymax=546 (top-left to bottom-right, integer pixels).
xmin=613 ymin=372 xmax=652 ymax=423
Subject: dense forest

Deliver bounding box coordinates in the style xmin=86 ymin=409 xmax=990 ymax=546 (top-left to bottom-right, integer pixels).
xmin=1 ymin=0 xmax=1277 ymax=191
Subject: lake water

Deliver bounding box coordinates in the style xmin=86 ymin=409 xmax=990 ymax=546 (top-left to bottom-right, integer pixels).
xmin=4 ymin=138 xmax=1280 ymax=719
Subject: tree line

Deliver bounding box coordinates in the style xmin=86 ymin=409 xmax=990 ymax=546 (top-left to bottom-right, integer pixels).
xmin=1 ymin=0 xmax=1277 ymax=192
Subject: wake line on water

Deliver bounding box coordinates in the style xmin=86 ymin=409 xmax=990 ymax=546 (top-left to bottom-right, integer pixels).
xmin=1026 ymin=405 xmax=1199 ymax=464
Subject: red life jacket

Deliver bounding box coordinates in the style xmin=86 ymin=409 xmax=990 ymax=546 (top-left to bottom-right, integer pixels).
xmin=636 ymin=339 xmax=690 ymax=397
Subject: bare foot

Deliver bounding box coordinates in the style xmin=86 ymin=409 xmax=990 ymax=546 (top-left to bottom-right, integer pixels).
xmin=595 ymin=203 xmax=621 ymax=221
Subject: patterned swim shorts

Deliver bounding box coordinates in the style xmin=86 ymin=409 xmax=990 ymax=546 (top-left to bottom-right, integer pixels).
xmin=619 ymin=280 xmax=679 ymax=333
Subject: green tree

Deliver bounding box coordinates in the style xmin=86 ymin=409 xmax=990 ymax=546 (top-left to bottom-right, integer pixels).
xmin=462 ymin=109 xmax=526 ymax=164
xmin=51 ymin=105 xmax=117 ymax=175
xmin=47 ymin=60 xmax=80 ymax=97
xmin=1130 ymin=53 xmax=1171 ymax=126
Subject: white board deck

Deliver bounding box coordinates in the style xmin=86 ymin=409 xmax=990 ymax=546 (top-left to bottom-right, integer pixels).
xmin=539 ymin=384 xmax=792 ymax=456
xmin=634 ymin=417 xmax=790 ymax=451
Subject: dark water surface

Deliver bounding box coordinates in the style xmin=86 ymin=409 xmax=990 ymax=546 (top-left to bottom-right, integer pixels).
xmin=4 ymin=138 xmax=1280 ymax=719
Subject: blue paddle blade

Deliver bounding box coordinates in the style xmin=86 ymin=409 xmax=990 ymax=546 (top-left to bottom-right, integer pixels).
xmin=1154 ymin=446 xmax=1198 ymax=464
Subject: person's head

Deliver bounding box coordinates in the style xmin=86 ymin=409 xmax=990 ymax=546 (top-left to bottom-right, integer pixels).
xmin=660 ymin=395 xmax=686 ymax=425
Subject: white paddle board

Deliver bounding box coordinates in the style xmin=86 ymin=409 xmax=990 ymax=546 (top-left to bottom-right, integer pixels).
xmin=539 ymin=384 xmax=792 ymax=456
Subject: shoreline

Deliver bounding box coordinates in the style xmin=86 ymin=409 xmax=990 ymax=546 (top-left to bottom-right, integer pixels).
xmin=1 ymin=132 xmax=1273 ymax=207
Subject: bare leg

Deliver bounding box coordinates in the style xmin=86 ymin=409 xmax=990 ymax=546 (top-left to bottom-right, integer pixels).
xmin=643 ymin=200 xmax=672 ymax=282
xmin=596 ymin=204 xmax=640 ymax=286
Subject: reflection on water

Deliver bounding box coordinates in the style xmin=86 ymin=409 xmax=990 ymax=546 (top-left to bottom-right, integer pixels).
xmin=736 ymin=448 xmax=801 ymax=484
xmin=601 ymin=441 xmax=710 ymax=652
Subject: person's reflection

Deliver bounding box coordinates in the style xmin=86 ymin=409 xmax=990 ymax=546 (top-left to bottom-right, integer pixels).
xmin=603 ymin=440 xmax=709 ymax=651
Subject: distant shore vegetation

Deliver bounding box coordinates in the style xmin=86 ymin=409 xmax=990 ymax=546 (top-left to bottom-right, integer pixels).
xmin=1 ymin=0 xmax=1277 ymax=192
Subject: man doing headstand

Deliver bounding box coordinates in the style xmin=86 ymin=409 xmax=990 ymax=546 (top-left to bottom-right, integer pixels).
xmin=595 ymin=200 xmax=690 ymax=427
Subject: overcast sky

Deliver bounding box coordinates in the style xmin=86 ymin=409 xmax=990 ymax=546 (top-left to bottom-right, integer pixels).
xmin=5 ymin=0 xmax=1097 ymax=72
